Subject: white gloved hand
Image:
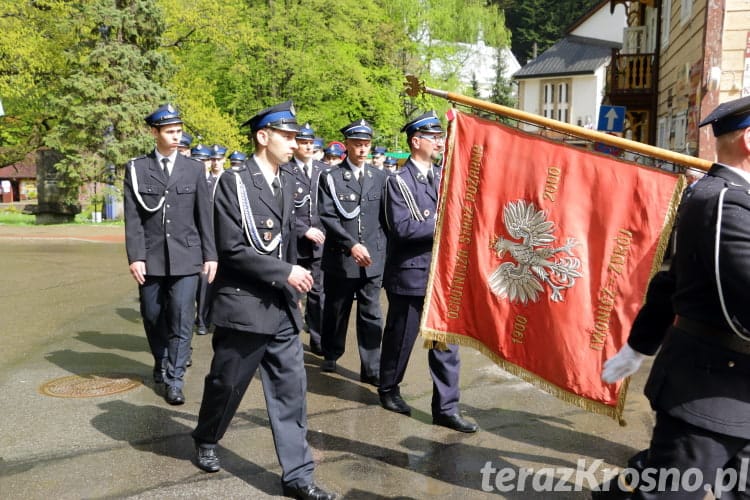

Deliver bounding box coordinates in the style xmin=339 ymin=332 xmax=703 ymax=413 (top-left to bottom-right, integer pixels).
xmin=601 ymin=344 xmax=647 ymax=384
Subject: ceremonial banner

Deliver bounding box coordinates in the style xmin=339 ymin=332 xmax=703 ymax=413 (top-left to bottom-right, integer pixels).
xmin=421 ymin=111 xmax=684 ymax=423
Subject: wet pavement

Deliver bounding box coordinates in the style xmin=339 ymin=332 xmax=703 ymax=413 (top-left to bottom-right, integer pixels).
xmin=0 ymin=223 xmax=654 ymax=499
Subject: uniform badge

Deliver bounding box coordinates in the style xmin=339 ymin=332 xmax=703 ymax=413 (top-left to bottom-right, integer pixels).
xmin=423 ymin=209 xmax=431 ymax=217
xmin=367 ymin=170 xmax=372 ymax=178
xmin=263 ymin=231 xmax=273 ymax=241
xmin=297 ymin=187 xmax=303 ymax=193
xmin=265 ymin=218 xmax=274 ymax=228
xmin=350 ymin=194 xmax=356 ymax=201
xmin=343 ymin=171 xmax=352 ymax=180
xmin=417 ymin=174 xmax=426 ymax=182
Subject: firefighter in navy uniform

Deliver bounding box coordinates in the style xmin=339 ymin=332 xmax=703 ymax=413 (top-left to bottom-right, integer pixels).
xmin=317 ymin=119 xmax=387 ymax=386
xmin=599 ymin=95 xmax=750 ymax=499
xmin=191 ymin=101 xmax=336 ymax=500
xmin=379 ymin=111 xmax=477 ymax=433
xmin=123 ymin=104 xmax=217 ymax=405
xmin=283 ymin=122 xmax=327 ymax=355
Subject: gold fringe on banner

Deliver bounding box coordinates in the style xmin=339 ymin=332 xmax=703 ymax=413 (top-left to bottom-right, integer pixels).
xmin=421 ymin=327 xmax=630 ymax=424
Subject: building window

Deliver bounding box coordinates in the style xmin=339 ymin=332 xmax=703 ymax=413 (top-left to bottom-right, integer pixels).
xmin=657 ymin=117 xmax=669 ymax=149
xmin=661 ymin=0 xmax=672 ymax=48
xmin=672 ymin=112 xmax=687 ymax=153
xmin=541 ymin=79 xmax=571 ymax=123
xmin=680 ymin=0 xmax=693 ymax=25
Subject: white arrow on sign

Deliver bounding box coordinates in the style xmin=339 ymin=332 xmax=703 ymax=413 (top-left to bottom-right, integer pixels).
xmin=605 ymin=107 xmax=619 ymax=131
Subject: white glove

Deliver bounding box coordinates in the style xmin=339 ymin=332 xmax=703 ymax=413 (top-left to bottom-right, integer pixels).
xmin=601 ymin=344 xmax=647 ymax=383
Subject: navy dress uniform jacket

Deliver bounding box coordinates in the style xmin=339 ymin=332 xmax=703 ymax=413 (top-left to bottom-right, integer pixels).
xmin=124 ymin=151 xmax=217 ymax=275
xmin=639 ymin=164 xmax=750 ymax=439
xmin=285 ymin=159 xmax=327 ymax=260
xmin=318 ymin=162 xmax=388 ymax=278
xmin=383 ymin=159 xmax=440 ymax=295
xmin=209 ymin=157 xmax=304 ymax=335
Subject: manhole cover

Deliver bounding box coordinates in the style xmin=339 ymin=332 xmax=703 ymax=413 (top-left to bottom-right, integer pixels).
xmin=39 ymin=373 xmax=142 ymax=398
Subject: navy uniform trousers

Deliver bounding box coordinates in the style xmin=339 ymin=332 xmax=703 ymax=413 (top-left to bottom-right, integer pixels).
xmin=192 ymin=306 xmax=313 ymax=488
xmin=380 ymin=293 xmax=460 ymax=416
xmin=321 ymin=271 xmax=383 ymax=377
xmin=140 ymin=274 xmax=198 ymax=389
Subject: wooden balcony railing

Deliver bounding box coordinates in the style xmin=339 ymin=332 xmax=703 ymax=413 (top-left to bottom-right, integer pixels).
xmin=608 ymin=50 xmax=657 ymax=95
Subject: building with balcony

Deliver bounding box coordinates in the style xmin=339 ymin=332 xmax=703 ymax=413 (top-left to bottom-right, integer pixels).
xmin=606 ymin=0 xmax=750 ymax=162
xmin=512 ymin=0 xmax=628 ymax=137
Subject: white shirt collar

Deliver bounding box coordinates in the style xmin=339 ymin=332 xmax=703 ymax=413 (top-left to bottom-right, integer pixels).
xmin=346 ymin=158 xmax=364 ymax=178
xmin=155 ymin=150 xmax=178 ymax=175
xmin=294 ymin=157 xmax=312 ymax=175
xmin=253 ymin=154 xmax=280 ymax=191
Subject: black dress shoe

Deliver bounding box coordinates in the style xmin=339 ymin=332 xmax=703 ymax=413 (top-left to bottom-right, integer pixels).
xmin=282 ymin=482 xmax=337 ymax=500
xmin=194 ymin=445 xmax=221 ymax=473
xmin=379 ymin=391 xmax=411 ymax=415
xmin=433 ymin=413 xmax=478 ymax=433
xmin=197 ymin=326 xmax=207 ymax=335
xmin=321 ymin=359 xmax=336 ymax=372
xmin=165 ymin=386 xmax=185 ymax=405
xmin=359 ymin=373 xmax=380 ymax=387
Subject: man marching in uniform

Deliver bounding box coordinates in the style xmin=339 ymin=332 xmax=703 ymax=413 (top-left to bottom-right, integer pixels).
xmin=284 ymin=122 xmax=327 ymax=355
xmin=318 ymin=119 xmax=387 ymax=386
xmin=600 ymin=95 xmax=750 ymax=498
xmin=379 ymin=111 xmax=477 ymax=433
xmin=194 ymin=143 xmax=227 ymax=337
xmin=123 ymin=104 xmax=217 ymax=405
xmin=191 ymin=101 xmax=335 ymax=500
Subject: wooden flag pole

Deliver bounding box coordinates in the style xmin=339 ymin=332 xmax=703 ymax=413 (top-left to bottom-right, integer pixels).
xmin=404 ymin=75 xmax=713 ymax=172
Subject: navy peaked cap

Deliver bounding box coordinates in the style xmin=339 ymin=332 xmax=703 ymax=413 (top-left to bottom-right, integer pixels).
xmin=324 ymin=143 xmax=345 ymax=156
xmin=241 ymin=100 xmax=299 ymax=132
xmin=179 ymin=132 xmax=193 ymax=148
xmin=384 ymin=156 xmax=398 ymax=166
xmin=699 ymin=95 xmax=750 ymax=137
xmin=401 ymin=110 xmax=443 ymax=136
xmin=296 ymin=123 xmax=315 ymax=140
xmin=145 ymin=104 xmax=183 ymax=127
xmin=341 ymin=119 xmax=373 ymax=139
xmin=372 ymin=146 xmax=387 ymax=155
xmin=228 ymin=151 xmax=247 ymax=164
xmin=313 ymin=137 xmax=325 ymax=150
xmin=209 ymin=144 xmax=227 ymax=159
xmin=191 ymin=144 xmax=211 ymax=159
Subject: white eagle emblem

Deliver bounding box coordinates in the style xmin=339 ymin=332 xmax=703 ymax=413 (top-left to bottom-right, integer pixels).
xmin=488 ymin=200 xmax=582 ymax=304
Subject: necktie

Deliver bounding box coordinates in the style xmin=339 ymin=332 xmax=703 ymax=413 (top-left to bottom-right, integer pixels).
xmin=357 ymin=170 xmax=364 ymax=187
xmin=272 ymin=176 xmax=283 ymax=210
xmin=427 ymin=169 xmax=435 ymax=187
xmin=304 ymin=164 xmax=310 ymax=179
xmin=161 ymin=158 xmax=170 ymax=179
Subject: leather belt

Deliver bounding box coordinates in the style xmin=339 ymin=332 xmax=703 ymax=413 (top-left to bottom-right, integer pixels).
xmin=675 ymin=316 xmax=750 ymax=355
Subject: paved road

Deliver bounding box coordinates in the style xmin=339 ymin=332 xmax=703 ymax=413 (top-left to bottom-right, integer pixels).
xmin=0 ymin=224 xmax=653 ymax=499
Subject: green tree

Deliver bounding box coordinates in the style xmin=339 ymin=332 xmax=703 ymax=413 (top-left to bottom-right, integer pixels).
xmin=0 ymin=1 xmax=77 ymax=163
xmin=42 ymin=0 xmax=173 ymax=204
xmin=491 ymin=49 xmax=516 ymax=107
xmin=503 ymin=0 xmax=601 ymax=64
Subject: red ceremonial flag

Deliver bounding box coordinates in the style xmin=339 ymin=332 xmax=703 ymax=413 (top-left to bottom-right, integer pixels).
xmin=421 ymin=110 xmax=684 ymax=422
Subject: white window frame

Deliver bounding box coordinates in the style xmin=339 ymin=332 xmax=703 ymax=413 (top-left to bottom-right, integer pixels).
xmin=661 ymin=0 xmax=672 ymax=49
xmin=657 ymin=116 xmax=669 ymax=149
xmin=680 ymin=0 xmax=693 ymax=25
xmin=541 ymin=79 xmax=571 ymax=123
xmin=672 ymin=111 xmax=687 ymax=153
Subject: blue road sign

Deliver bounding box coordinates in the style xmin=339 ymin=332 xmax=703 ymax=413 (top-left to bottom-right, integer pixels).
xmin=597 ymin=105 xmax=626 ymax=133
